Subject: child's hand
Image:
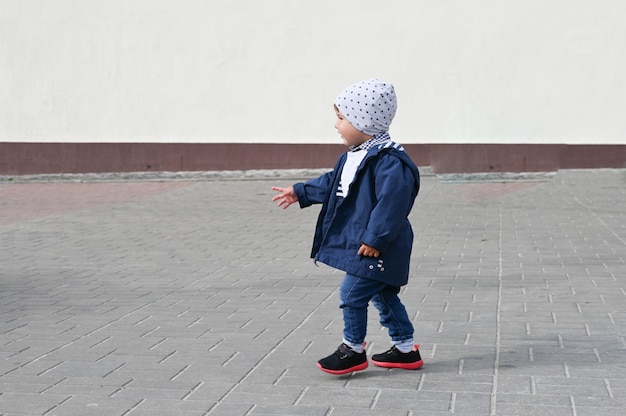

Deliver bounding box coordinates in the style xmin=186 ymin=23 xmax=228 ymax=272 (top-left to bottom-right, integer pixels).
xmin=271 ymin=186 xmax=298 ymax=209
xmin=358 ymin=244 xmax=380 ymax=258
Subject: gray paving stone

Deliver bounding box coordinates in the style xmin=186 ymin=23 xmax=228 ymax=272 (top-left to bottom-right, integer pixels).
xmin=0 ymin=169 xmax=625 ymax=415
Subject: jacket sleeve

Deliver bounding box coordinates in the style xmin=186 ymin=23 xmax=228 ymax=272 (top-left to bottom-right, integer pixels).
xmin=360 ymin=155 xmax=417 ymax=252
xmin=294 ymin=170 xmax=336 ymax=208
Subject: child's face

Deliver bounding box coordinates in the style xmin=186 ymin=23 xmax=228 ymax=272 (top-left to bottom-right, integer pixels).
xmin=334 ymin=106 xmax=372 ymax=147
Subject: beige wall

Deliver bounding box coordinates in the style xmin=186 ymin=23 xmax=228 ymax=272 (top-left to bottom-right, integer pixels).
xmin=1 ymin=0 xmax=625 ymax=145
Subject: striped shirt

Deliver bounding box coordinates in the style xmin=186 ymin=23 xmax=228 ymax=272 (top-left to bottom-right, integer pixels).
xmin=338 ymin=132 xmax=394 ymax=197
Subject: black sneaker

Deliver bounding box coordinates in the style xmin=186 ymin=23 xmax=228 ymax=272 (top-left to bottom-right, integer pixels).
xmin=317 ymin=343 xmax=368 ymax=375
xmin=371 ymin=344 xmax=423 ymax=370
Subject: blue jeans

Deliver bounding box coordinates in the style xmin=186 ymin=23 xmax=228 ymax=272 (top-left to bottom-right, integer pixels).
xmin=339 ymin=273 xmax=414 ymax=345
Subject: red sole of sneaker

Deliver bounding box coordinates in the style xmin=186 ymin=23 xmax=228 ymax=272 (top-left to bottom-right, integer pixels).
xmin=317 ymin=361 xmax=369 ymax=375
xmin=371 ymin=359 xmax=423 ymax=370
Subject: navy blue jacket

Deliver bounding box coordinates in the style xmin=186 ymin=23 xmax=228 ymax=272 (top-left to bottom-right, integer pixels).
xmin=294 ymin=141 xmax=420 ymax=287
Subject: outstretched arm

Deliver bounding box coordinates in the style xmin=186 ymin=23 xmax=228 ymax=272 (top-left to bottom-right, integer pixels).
xmin=271 ymin=186 xmax=298 ymax=209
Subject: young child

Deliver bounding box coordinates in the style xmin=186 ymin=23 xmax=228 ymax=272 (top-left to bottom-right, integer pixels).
xmin=271 ymin=78 xmax=422 ymax=375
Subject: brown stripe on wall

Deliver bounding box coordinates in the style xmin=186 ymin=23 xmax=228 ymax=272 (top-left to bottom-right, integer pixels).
xmin=0 ymin=142 xmax=625 ymax=175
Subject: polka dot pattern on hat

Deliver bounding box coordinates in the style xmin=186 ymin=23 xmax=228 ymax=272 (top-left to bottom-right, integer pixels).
xmin=334 ymin=78 xmax=397 ymax=136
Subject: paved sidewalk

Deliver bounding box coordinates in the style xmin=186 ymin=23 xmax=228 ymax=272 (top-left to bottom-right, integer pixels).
xmin=1 ymin=169 xmax=625 ymax=416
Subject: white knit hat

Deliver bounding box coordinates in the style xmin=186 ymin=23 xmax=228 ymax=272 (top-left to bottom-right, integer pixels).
xmin=334 ymin=78 xmax=397 ymax=135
